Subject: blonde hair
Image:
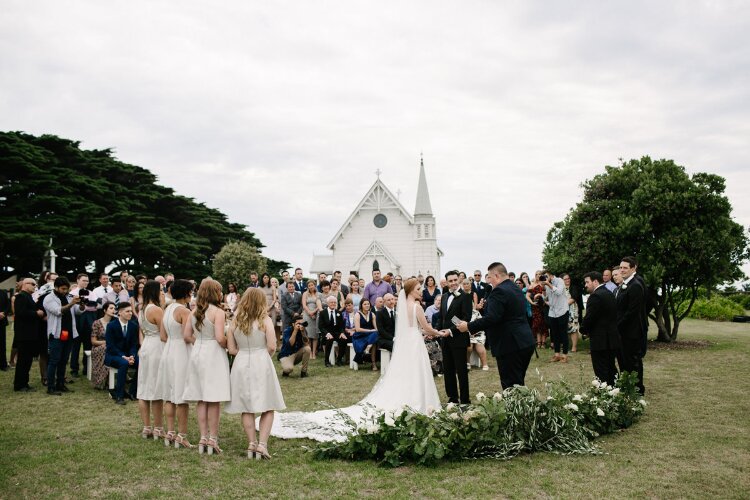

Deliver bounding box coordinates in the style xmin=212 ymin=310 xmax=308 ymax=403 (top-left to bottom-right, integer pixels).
xmin=194 ymin=278 xmax=222 ymax=331
xmin=234 ymin=288 xmax=268 ymax=335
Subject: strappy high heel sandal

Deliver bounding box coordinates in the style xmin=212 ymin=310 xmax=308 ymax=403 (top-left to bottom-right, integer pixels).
xmin=255 ymin=442 xmax=271 ymax=460
xmin=198 ymin=436 xmax=208 ymax=454
xmin=152 ymin=427 xmax=164 ymax=442
xmin=247 ymin=441 xmax=258 ymax=459
xmin=141 ymin=426 xmax=153 ymax=439
xmin=175 ymin=433 xmax=195 ymax=449
xmin=164 ymin=431 xmax=176 ymax=447
xmin=207 ymin=436 xmax=222 ymax=455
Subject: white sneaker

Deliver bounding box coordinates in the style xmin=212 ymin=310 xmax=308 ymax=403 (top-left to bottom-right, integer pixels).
xmin=482 ymin=365 xmax=489 ymax=371
xmin=466 ymin=363 xmax=471 ymax=370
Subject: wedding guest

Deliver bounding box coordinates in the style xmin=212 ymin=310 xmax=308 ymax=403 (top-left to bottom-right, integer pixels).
xmin=330 ymin=278 xmax=346 ymax=311
xmin=422 ymin=275 xmax=441 ymax=309
xmin=137 ymin=280 xmax=166 ymax=440
xmin=391 ymin=275 xmax=403 ymax=295
xmin=9 ymin=281 xmax=24 ymax=368
xmin=104 ymin=278 xmax=131 ymax=316
xmin=70 ymin=273 xmax=97 ymax=377
xmin=105 ymin=303 xmax=139 ymax=405
xmin=363 ymin=270 xmax=391 ymax=306
xmin=462 ymin=278 xmax=479 ymax=310
xmin=319 ymin=296 xmax=346 ymax=367
xmin=471 ymin=270 xmax=488 ymax=303
xmin=358 ymin=278 xmax=366 ymax=291
xmin=440 ymin=278 xmax=449 ymax=294
xmin=346 ymin=280 xmax=363 ymax=311
xmin=527 ymin=271 xmax=549 ymax=349
xmin=90 ymin=273 xmax=110 ymax=307
xmin=0 ymin=288 xmax=9 ymax=371
xmin=278 ymin=313 xmax=311 ymax=378
xmin=375 ymin=293 xmax=396 ymax=352
xmin=260 ymin=274 xmax=278 ymax=325
xmin=424 ymin=294 xmax=441 ymax=325
xmin=563 ymin=274 xmax=583 ymax=353
xmin=602 ymin=268 xmax=617 ymax=293
xmin=224 ymin=283 xmax=239 ymax=313
xmin=463 ymin=279 xmax=489 ymax=371
xmin=226 ymin=288 xmax=285 ymax=460
xmin=301 ymin=280 xmax=322 ymax=360
xmin=424 ymin=294 xmax=443 ymax=376
xmin=519 ymin=272 xmax=533 ymax=326
xmin=270 ymin=277 xmax=282 ymax=341
xmin=316 ymin=273 xmax=327 ymax=292
xmin=459 ymin=262 xmax=535 ymax=389
xmin=292 ymin=268 xmax=307 ymax=293
xmin=182 ymin=279 xmax=231 ymax=455
xmin=352 ymin=298 xmax=378 ymax=369
xmin=333 ymin=270 xmax=349 ymax=296
xmin=90 ymin=302 xmax=115 ymax=389
xmin=44 ymin=277 xmax=85 ymax=396
xmin=280 ymin=280 xmax=302 ymax=332
xmin=126 ymin=276 xmax=137 ymax=297
xmin=417 ymin=274 xmax=425 ymax=285
xmin=156 ymin=280 xmax=195 ymax=449
xmin=130 ymin=281 xmax=145 ymax=316
xmin=581 ymin=272 xmax=620 ymax=386
xmin=12 ymin=278 xmax=43 ymax=392
xmin=542 ymin=270 xmax=569 ymax=363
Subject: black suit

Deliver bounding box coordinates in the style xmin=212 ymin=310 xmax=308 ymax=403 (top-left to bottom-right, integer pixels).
xmin=318 ymin=307 xmax=347 ymax=366
xmin=13 ymin=291 xmax=40 ymax=390
xmin=616 ymin=276 xmax=646 ymax=394
xmin=375 ymin=307 xmax=396 ymax=351
xmin=0 ymin=291 xmax=9 ymax=370
xmin=580 ymin=285 xmax=620 ymax=386
xmin=440 ymin=289 xmax=473 ymax=404
xmin=468 ymin=279 xmax=535 ymax=390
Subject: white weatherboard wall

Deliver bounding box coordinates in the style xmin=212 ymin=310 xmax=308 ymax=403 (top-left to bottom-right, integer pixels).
xmin=310 ymin=159 xmax=442 ymax=279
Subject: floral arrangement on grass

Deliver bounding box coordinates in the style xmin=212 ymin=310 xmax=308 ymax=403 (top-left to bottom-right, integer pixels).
xmin=311 ymin=372 xmax=647 ymax=467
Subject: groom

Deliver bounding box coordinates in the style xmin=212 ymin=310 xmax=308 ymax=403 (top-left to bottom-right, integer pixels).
xmin=439 ymin=270 xmax=473 ymax=404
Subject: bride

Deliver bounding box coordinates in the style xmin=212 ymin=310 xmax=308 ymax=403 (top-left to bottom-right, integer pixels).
xmin=269 ymin=277 xmax=447 ymax=442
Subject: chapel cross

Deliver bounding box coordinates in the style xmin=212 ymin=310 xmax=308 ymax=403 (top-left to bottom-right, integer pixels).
xmin=375 ymin=168 xmax=382 ymax=179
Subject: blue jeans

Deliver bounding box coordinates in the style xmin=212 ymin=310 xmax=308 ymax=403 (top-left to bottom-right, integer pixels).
xmin=47 ymin=336 xmax=73 ymax=390
xmin=104 ymin=353 xmax=138 ymax=400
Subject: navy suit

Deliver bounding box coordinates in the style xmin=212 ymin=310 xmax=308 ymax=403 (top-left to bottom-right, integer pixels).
xmin=468 ymin=279 xmax=535 ymax=390
xmin=104 ymin=319 xmax=139 ymax=399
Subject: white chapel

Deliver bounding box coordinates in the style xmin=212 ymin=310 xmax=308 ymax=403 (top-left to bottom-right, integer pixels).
xmin=310 ymin=158 xmax=443 ymax=279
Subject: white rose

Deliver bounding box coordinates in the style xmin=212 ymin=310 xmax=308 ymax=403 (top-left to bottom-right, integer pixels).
xmin=446 ymin=403 xmax=457 ymax=411
xmin=547 ymin=396 xmax=554 ymax=401
xmin=592 ymin=380 xmax=600 ymax=388
xmin=384 ymin=415 xmax=395 ymax=426
xmin=476 ymin=392 xmax=486 ymax=401
xmin=450 ymin=413 xmax=461 ymax=421
xmin=572 ymin=394 xmax=583 ymax=402
xmin=426 ymin=405 xmax=435 ymax=415
xmin=596 ymin=408 xmax=605 ymax=417
xmin=639 ymin=399 xmax=648 ymax=407
xmin=366 ymin=424 xmax=380 ymax=434
xmin=608 ymin=388 xmax=620 ymax=396
xmin=493 ymin=392 xmax=503 ymax=402
xmin=564 ymin=403 xmax=579 ymax=411
xmin=590 ymin=397 xmax=598 ymax=403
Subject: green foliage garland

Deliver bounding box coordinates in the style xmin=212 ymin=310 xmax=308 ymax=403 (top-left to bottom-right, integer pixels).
xmin=312 ymin=373 xmax=646 ymax=467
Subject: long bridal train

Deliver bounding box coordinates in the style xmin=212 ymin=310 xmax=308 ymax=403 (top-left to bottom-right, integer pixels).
xmin=269 ymin=289 xmax=441 ymax=442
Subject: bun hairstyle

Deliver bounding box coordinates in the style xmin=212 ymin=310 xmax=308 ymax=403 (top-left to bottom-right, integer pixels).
xmin=403 ymin=277 xmax=420 ymax=297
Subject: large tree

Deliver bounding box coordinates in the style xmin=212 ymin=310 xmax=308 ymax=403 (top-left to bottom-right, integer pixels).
xmin=0 ymin=131 xmax=289 ymax=280
xmin=543 ymin=157 xmax=749 ymax=342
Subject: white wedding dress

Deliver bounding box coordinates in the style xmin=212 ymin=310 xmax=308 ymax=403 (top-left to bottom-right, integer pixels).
xmin=269 ymin=290 xmax=441 ymax=442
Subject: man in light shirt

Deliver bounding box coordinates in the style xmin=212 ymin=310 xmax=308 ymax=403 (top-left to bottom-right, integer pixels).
xmin=541 ymin=270 xmax=570 ymax=363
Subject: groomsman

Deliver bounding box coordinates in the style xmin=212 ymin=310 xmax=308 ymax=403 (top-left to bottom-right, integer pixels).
xmin=439 ymin=270 xmax=473 ymax=404
xmin=616 ymin=256 xmax=646 ymax=394
xmin=580 ymin=272 xmax=620 ymax=386
xmin=459 ymin=263 xmax=535 ymax=390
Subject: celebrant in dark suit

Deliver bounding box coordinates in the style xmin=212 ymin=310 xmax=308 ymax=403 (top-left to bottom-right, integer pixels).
xmin=458 ymin=262 xmax=535 ymax=390
xmin=439 ymin=270 xmax=473 ymax=404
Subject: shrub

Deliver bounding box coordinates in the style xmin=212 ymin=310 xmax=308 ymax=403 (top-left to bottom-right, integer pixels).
xmin=680 ymin=296 xmax=745 ymax=321
xmin=727 ymin=293 xmax=750 ymax=311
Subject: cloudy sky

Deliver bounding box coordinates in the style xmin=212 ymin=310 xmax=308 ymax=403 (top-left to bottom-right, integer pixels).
xmin=2 ymin=1 xmax=749 ymax=279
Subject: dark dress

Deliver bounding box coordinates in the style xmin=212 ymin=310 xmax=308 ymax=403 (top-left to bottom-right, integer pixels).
xmin=90 ymin=319 xmax=109 ymax=389
xmin=422 ymin=287 xmax=441 ymax=308
xmin=352 ymin=311 xmax=378 ymax=363
xmin=529 ymin=284 xmax=548 ymax=340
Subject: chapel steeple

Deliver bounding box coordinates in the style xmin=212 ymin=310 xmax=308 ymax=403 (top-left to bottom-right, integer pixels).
xmin=414 ymin=153 xmax=433 ymax=216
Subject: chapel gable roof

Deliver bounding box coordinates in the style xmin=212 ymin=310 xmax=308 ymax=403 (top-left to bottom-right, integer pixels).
xmin=326 ymin=178 xmax=414 ymax=250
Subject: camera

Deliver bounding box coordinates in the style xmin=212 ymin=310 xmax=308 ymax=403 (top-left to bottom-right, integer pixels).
xmin=539 ymin=274 xmax=547 ymax=282
xmin=297 ymin=321 xmax=308 ymax=328
xmin=79 ymin=289 xmax=90 ymax=298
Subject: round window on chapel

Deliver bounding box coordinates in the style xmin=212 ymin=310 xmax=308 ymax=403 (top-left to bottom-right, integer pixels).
xmin=373 ymin=213 xmax=388 ymax=228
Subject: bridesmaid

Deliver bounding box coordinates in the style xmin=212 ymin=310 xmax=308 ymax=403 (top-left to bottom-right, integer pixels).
xmin=156 ymin=280 xmax=195 ymax=449
xmin=90 ymin=301 xmax=115 ymax=389
xmin=182 ymin=279 xmax=231 ymax=455
xmin=137 ymin=280 xmax=166 ymax=440
xmin=226 ymin=288 xmax=285 ymax=459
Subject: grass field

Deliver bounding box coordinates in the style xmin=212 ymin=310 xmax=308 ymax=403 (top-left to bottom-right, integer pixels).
xmin=1 ymin=318 xmax=748 ymax=499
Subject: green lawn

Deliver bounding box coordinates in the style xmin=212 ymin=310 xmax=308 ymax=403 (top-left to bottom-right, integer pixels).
xmin=1 ymin=318 xmax=748 ymax=499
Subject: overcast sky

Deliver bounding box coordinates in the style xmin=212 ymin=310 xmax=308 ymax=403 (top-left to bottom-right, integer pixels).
xmin=2 ymin=1 xmax=749 ymax=280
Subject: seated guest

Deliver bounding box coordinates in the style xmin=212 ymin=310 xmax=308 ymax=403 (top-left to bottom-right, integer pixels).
xmin=374 ymin=296 xmax=384 ymax=312
xmin=43 ymin=276 xmax=85 ymax=396
xmin=90 ymin=302 xmax=116 ymax=389
xmin=278 ymin=313 xmax=311 ymax=377
xmin=376 ymin=293 xmax=396 ymax=352
xmin=105 ymin=302 xmax=139 ymax=404
xmin=318 ymin=296 xmax=346 ymax=367
xmin=425 ymin=294 xmax=442 ymax=325
xmin=425 ymin=295 xmax=443 ymax=375
xmin=351 ymin=298 xmax=379 ymax=370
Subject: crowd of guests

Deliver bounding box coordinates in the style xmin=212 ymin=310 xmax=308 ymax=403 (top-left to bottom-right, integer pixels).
xmin=1 ymin=257 xmax=649 ymax=457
